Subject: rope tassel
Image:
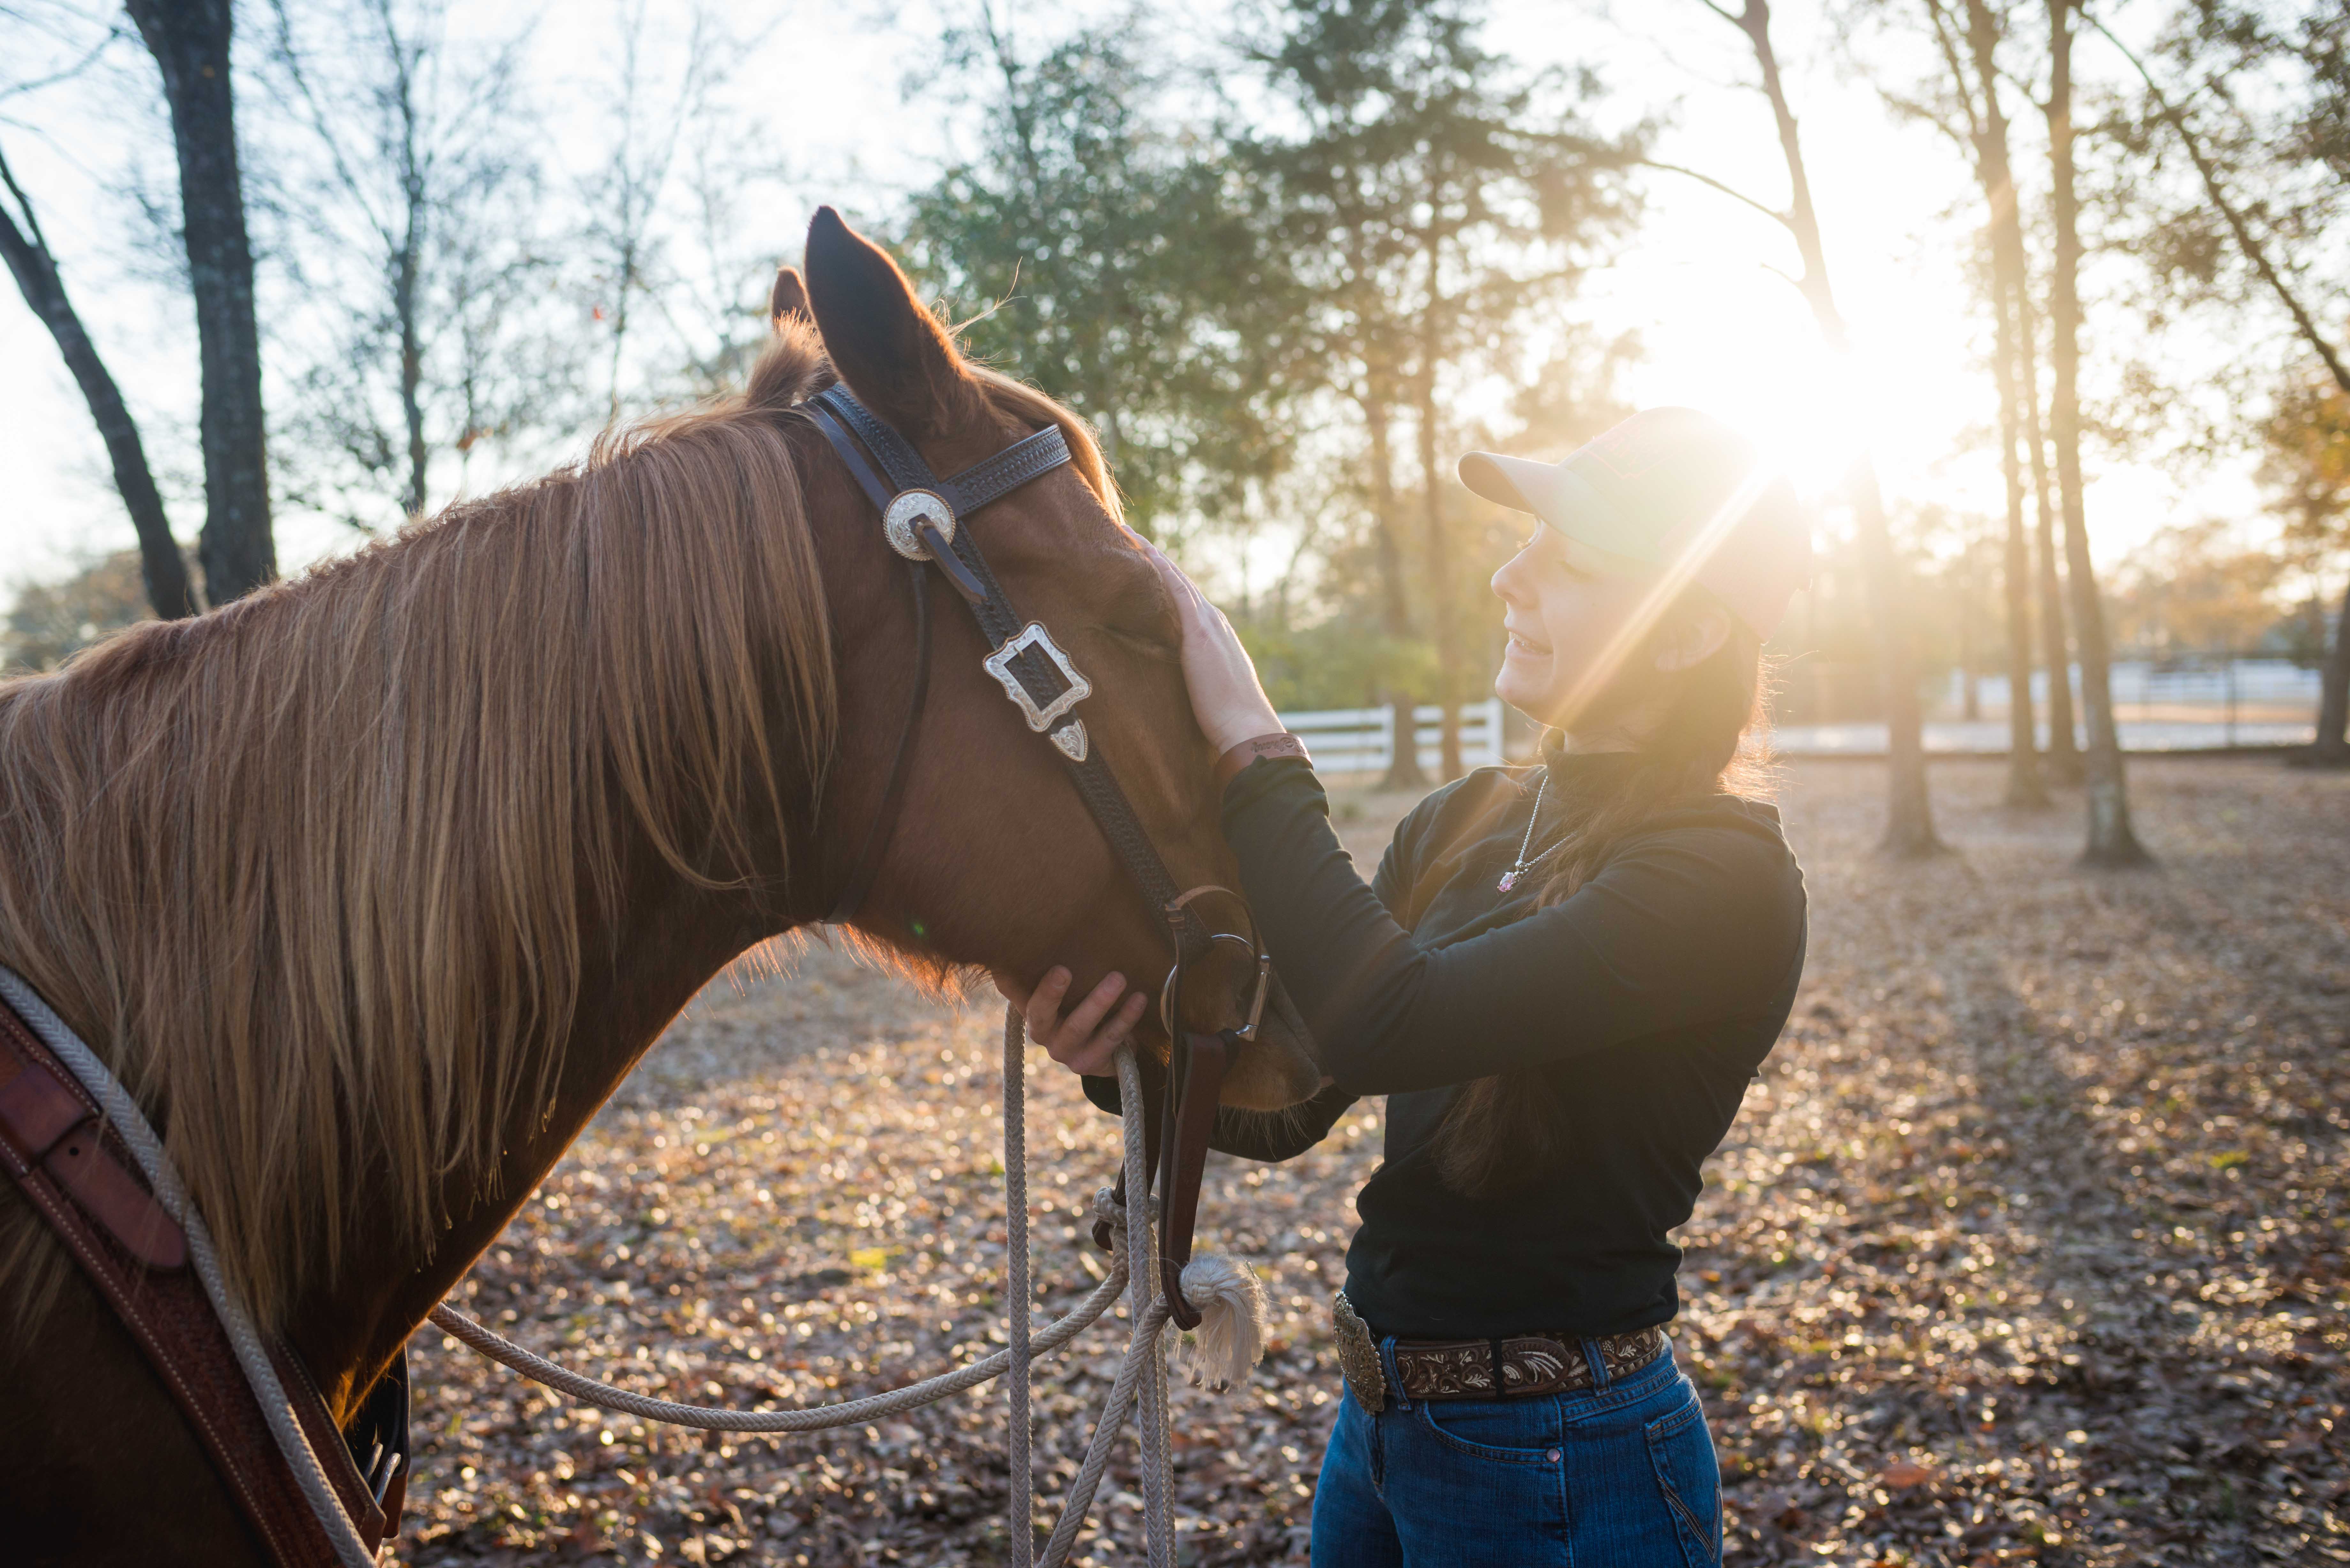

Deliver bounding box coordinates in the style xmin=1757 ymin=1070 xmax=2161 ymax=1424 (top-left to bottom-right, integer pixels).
xmin=1171 ymin=1252 xmax=1270 ymax=1392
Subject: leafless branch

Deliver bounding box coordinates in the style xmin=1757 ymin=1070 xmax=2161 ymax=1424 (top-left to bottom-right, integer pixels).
xmin=1638 ymin=158 xmax=1791 ymax=228
xmin=2084 ymin=7 xmax=2350 ymax=396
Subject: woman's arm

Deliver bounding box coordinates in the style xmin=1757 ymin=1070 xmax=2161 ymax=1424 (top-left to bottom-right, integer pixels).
xmin=1078 ymin=1074 xmax=1359 ymax=1163
xmin=1220 ymin=759 xmax=1803 ymax=1094
xmin=996 ymin=962 xmax=1357 ymax=1162
xmin=1134 ymin=540 xmax=1804 ymax=1096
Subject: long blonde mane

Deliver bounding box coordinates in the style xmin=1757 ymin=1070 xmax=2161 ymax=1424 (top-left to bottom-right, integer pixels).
xmin=0 ymin=324 xmax=844 ymax=1331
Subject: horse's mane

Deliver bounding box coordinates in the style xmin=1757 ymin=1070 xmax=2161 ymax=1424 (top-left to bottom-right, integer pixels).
xmin=0 ymin=312 xmax=1124 ymax=1334
xmin=0 ymin=323 xmax=860 ymax=1331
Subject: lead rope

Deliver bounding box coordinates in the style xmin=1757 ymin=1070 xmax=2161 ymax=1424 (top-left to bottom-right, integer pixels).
xmin=429 ymin=1004 xmax=1264 ymax=1567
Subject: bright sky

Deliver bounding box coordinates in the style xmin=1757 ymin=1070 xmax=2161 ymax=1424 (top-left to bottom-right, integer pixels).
xmin=0 ymin=0 xmax=2277 ymax=596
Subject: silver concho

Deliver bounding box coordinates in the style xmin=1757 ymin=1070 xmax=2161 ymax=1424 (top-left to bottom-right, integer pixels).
xmin=1049 ymin=720 xmax=1090 ymax=763
xmin=882 ymin=488 xmax=957 ymax=562
xmin=982 ymin=622 xmax=1092 ymax=735
xmin=1331 ymin=1292 xmax=1387 ymax=1413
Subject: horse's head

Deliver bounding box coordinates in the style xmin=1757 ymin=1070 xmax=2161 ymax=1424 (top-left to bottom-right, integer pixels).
xmin=790 ymin=208 xmax=1320 ymax=1111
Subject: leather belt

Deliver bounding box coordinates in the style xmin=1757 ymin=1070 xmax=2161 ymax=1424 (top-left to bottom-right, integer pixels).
xmin=1331 ymin=1291 xmax=1667 ymax=1414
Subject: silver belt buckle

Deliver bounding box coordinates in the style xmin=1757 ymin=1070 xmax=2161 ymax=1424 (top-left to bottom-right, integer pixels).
xmin=1331 ymin=1292 xmax=1386 ymax=1414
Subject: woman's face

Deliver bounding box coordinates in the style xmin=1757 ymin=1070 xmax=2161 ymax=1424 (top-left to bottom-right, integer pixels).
xmin=1489 ymin=524 xmax=1668 ymax=731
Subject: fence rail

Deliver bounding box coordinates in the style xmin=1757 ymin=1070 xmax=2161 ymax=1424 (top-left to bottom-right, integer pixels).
xmin=1778 ymin=653 xmax=2323 ymax=755
xmin=1280 ymin=655 xmax=2326 ymax=767
xmin=1279 ymin=699 xmax=1508 ymax=775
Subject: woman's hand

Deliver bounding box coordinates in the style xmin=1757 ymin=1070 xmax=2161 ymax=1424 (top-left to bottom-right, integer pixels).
xmin=1129 ymin=532 xmax=1284 ymax=754
xmin=992 ymin=966 xmax=1149 ymax=1078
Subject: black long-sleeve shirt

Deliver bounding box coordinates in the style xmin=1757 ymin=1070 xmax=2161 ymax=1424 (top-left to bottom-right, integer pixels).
xmin=1085 ymin=742 xmax=1806 ymax=1339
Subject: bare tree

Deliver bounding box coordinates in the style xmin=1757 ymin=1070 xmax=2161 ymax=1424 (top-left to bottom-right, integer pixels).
xmin=2016 ymin=281 xmax=2082 ymax=782
xmin=2047 ymin=0 xmax=2150 ymax=862
xmin=1693 ymin=0 xmax=1945 ymax=855
xmin=1925 ymin=0 xmax=2051 ymax=806
xmin=1852 ymin=0 xmax=2084 ymax=787
xmin=125 ymin=0 xmax=275 ymax=603
xmin=0 ymin=139 xmax=195 ymax=619
xmin=2088 ymin=6 xmax=2350 ymax=766
xmin=264 ymin=0 xmax=562 ymax=528
xmin=579 ymin=0 xmax=728 ymax=425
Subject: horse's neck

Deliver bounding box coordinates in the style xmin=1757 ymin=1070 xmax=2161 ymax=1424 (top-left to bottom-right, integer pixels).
xmin=287 ymin=444 xmax=871 ymax=1417
xmin=285 ymin=856 xmax=774 ymax=1419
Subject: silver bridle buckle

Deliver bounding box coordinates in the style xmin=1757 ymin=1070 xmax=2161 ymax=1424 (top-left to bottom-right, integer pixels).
xmin=983 ymin=622 xmax=1092 ymax=736
xmin=883 ymin=489 xmax=957 ymax=562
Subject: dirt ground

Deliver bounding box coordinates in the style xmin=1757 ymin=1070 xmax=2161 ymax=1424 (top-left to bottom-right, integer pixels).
xmin=393 ymin=757 xmax=2349 ymax=1567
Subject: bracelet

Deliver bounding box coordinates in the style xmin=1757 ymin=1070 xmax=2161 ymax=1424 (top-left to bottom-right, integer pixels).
xmin=1215 ymin=732 xmax=1310 ymax=787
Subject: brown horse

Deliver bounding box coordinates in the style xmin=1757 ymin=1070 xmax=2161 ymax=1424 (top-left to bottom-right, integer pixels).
xmin=0 ymin=207 xmax=1322 ymax=1565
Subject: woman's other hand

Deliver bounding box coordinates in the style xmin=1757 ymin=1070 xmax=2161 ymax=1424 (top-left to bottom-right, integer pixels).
xmin=1129 ymin=532 xmax=1284 ymax=753
xmin=991 ymin=966 xmax=1149 ymax=1077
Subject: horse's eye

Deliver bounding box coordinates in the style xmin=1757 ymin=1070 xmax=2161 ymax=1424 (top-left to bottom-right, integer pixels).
xmin=1102 ymin=623 xmax=1179 ymax=661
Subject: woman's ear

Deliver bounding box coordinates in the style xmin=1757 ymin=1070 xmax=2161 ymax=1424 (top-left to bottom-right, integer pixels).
xmin=1653 ymin=603 xmax=1733 ymax=673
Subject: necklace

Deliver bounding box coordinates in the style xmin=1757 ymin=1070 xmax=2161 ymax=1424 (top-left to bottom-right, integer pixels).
xmin=1497 ymin=770 xmax=1557 ymax=893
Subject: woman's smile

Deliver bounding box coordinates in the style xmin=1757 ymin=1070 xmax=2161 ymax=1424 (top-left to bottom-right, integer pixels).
xmin=1505 ymin=624 xmax=1552 ymax=658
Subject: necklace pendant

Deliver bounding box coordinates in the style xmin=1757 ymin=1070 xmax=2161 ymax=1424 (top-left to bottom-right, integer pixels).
xmin=1496 ymin=869 xmax=1520 ymax=893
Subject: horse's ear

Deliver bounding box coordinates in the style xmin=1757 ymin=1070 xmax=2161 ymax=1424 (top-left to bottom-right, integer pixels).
xmin=769 ymin=265 xmax=811 ymax=327
xmin=802 ymin=205 xmax=984 ymax=437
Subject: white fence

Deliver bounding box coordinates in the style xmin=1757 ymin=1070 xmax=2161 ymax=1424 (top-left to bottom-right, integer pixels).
xmin=1279 ymin=698 xmax=1508 ymax=776
xmin=1944 ymin=658 xmax=2323 ymax=717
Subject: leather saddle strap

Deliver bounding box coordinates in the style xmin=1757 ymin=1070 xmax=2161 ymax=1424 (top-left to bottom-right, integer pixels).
xmin=0 ymin=998 xmax=389 ymax=1562
xmin=0 ymin=1017 xmax=185 ymax=1269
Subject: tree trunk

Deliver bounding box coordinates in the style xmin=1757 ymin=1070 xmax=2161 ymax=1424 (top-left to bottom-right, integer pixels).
xmin=127 ymin=0 xmax=274 ymax=605
xmin=1365 ymin=390 xmax=1428 ymax=790
xmin=1738 ymin=0 xmax=1942 ymax=854
xmin=2017 ymin=290 xmax=2082 ymax=781
xmin=2311 ymin=573 xmax=2350 ymax=765
xmin=2048 ymin=0 xmax=2150 ymax=864
xmin=1958 ymin=554 xmax=1981 ymax=720
xmin=1417 ymin=234 xmax=1464 ymax=782
xmin=397 ymin=214 xmax=428 ymax=518
xmin=1851 ymin=457 xmax=1942 ymax=853
xmin=395 ymin=62 xmax=429 ymax=519
xmin=1961 ymin=0 xmax=2048 ymax=806
xmin=1416 ymin=390 xmax=1464 ymax=784
xmin=0 ymin=155 xmax=197 ymax=620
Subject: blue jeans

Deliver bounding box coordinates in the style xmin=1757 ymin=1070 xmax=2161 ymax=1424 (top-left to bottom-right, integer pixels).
xmin=1309 ymin=1340 xmax=1722 ymax=1567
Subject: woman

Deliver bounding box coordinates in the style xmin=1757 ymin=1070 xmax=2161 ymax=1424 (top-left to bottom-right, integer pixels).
xmin=1001 ymin=406 xmax=1811 ymax=1567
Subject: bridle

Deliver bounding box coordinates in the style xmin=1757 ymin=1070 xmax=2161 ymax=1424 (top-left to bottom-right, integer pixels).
xmin=800 ymin=382 xmax=1269 ymax=1328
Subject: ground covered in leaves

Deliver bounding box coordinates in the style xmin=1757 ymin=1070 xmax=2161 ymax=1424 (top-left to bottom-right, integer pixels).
xmin=397 ymin=758 xmax=2348 ymax=1567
